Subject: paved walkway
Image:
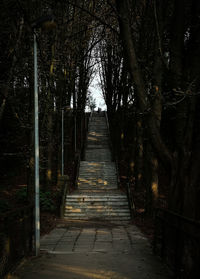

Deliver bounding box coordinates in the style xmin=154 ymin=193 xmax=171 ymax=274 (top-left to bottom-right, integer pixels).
xmin=15 ymin=221 xmax=172 ymax=279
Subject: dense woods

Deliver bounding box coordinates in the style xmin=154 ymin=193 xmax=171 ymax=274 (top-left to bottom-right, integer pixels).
xmin=0 ymin=0 xmax=95 ymax=209
xmin=0 ymin=0 xmax=200 ymax=278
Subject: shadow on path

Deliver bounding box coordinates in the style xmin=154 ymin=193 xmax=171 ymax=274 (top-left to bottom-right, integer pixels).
xmin=14 ymin=220 xmax=173 ymax=279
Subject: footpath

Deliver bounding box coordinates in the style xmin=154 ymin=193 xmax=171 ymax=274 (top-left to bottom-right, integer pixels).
xmin=14 ymin=220 xmax=172 ymax=279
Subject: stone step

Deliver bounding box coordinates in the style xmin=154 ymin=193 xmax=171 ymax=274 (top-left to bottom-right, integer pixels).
xmin=78 ymin=182 xmax=117 ymax=185
xmin=78 ymin=175 xmax=116 ymax=179
xmin=78 ymin=174 xmax=116 ymax=177
xmin=79 ymin=168 xmax=116 ymax=172
xmin=63 ymin=216 xmax=131 ymax=220
xmin=85 ymin=149 xmax=111 ymax=153
xmin=66 ymin=200 xmax=129 ymax=205
xmin=65 ymin=213 xmax=129 ymax=218
xmin=89 ymin=121 xmax=107 ymax=124
xmin=67 ymin=205 xmax=129 ymax=209
xmin=87 ymin=137 xmax=108 ymax=139
xmin=78 ymin=177 xmax=117 ymax=179
xmin=87 ymin=135 xmax=108 ymax=138
xmin=66 ymin=209 xmax=129 ymax=213
xmin=85 ymin=151 xmax=112 ymax=161
xmin=65 ymin=208 xmax=130 ymax=213
xmin=65 ymin=200 xmax=129 ymax=205
xmin=64 ymin=206 xmax=129 ymax=211
xmin=79 ymin=169 xmax=115 ymax=173
xmin=64 ymin=214 xmax=130 ymax=219
xmin=78 ymin=178 xmax=116 ymax=181
xmin=79 ymin=173 xmax=115 ymax=175
xmin=88 ymin=131 xmax=108 ymax=135
xmin=87 ymin=132 xmax=108 ymax=135
xmin=66 ymin=192 xmax=126 ymax=196
xmin=88 ymin=135 xmax=108 ymax=138
xmin=78 ymin=175 xmax=117 ymax=179
xmin=66 ymin=194 xmax=127 ymax=198
xmin=78 ymin=181 xmax=116 ymax=184
xmin=76 ymin=190 xmax=120 ymax=193
xmin=64 ymin=214 xmax=131 ymax=220
xmin=78 ymin=175 xmax=117 ymax=178
xmin=85 ymin=148 xmax=111 ymax=151
xmin=80 ymin=161 xmax=115 ymax=166
xmin=78 ymin=187 xmax=117 ymax=191
xmin=78 ymin=185 xmax=117 ymax=188
xmin=79 ymin=173 xmax=115 ymax=176
xmin=78 ymin=181 xmax=117 ymax=185
xmin=65 ymin=204 xmax=129 ymax=209
xmin=66 ymin=197 xmax=128 ymax=201
xmin=88 ymin=124 xmax=107 ymax=127
xmin=79 ymin=174 xmax=115 ymax=177
xmin=79 ymin=176 xmax=116 ymax=178
xmin=64 ymin=213 xmax=130 ymax=218
xmin=78 ymin=182 xmax=116 ymax=184
xmin=76 ymin=189 xmax=117 ymax=192
xmin=87 ymin=136 xmax=109 ymax=139
xmin=86 ymin=146 xmax=111 ymax=150
xmin=77 ymin=181 xmax=117 ymax=185
xmin=78 ymin=188 xmax=117 ymax=191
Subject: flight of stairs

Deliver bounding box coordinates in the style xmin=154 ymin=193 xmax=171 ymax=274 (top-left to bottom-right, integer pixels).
xmin=64 ymin=112 xmax=131 ymax=220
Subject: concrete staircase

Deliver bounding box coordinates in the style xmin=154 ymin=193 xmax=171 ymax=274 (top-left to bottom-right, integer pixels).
xmin=64 ymin=112 xmax=131 ymax=220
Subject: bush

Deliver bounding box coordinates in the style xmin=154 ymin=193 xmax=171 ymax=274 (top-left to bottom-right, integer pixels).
xmin=0 ymin=200 xmax=10 ymax=214
xmin=16 ymin=187 xmax=27 ymax=203
xmin=15 ymin=187 xmax=56 ymax=212
xmin=40 ymin=191 xmax=56 ymax=212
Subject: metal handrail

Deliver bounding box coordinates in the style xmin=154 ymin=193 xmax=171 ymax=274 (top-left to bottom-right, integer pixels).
xmin=154 ymin=207 xmax=200 ymax=235
xmin=73 ymin=112 xmax=90 ymax=189
xmin=126 ymin=182 xmax=135 ymax=219
xmin=154 ymin=207 xmax=200 ymax=278
xmin=104 ymin=111 xmax=112 ymax=153
xmin=0 ymin=204 xmax=34 ymax=219
xmin=83 ymin=110 xmax=93 ymax=159
xmin=105 ymin=111 xmax=135 ymax=218
xmin=0 ymin=205 xmax=34 ymax=278
xmin=74 ymin=153 xmax=81 ymax=189
xmin=61 ymin=112 xmax=89 ymax=216
xmin=105 ymin=111 xmax=121 ymax=187
xmin=59 ymin=175 xmax=69 ymax=218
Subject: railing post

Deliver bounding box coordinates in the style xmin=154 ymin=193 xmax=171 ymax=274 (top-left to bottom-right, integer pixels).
xmin=59 ymin=175 xmax=69 ymax=218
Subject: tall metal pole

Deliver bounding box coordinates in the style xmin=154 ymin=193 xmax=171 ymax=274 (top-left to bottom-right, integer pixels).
xmin=61 ymin=108 xmax=64 ymax=176
xmin=34 ymin=32 xmax=40 ymax=256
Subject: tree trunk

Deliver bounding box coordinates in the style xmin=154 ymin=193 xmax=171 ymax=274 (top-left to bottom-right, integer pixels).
xmin=116 ymin=0 xmax=172 ymax=170
xmin=116 ymin=0 xmax=147 ymax=112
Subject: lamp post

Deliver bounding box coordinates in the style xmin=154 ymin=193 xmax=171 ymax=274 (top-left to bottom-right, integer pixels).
xmin=32 ymin=15 xmax=56 ymax=256
xmin=33 ymin=31 xmax=40 ymax=256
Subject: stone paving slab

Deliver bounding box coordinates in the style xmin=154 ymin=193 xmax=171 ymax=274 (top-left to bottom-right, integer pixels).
xmin=39 ymin=224 xmax=152 ymax=254
xmin=14 ymin=221 xmax=173 ymax=279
